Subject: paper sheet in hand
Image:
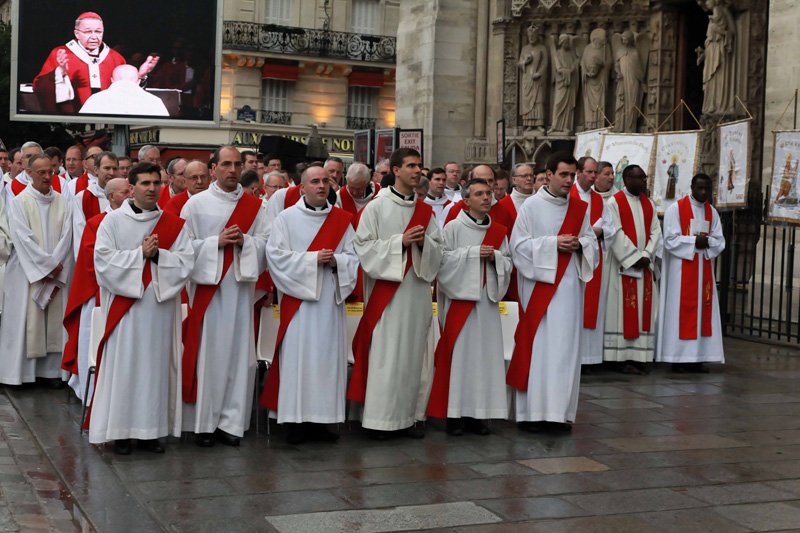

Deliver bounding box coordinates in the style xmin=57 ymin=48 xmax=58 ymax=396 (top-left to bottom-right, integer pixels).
xmin=690 ymin=219 xmax=710 ymax=235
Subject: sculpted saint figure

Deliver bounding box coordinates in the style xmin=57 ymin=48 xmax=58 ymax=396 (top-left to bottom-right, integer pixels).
xmin=612 ymin=30 xmax=646 ymax=132
xmin=580 ymin=28 xmax=612 ymax=131
xmin=696 ymin=0 xmax=736 ymax=115
xmin=549 ymin=34 xmax=579 ymax=135
xmin=518 ymin=24 xmax=549 ymax=133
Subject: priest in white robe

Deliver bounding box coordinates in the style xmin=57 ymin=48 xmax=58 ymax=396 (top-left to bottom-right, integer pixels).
xmin=657 ymin=174 xmax=725 ymax=372
xmin=0 ymin=193 xmax=11 ymax=324
xmin=509 ymin=153 xmax=598 ymax=432
xmin=335 ymin=162 xmax=380 ymax=218
xmin=422 ymin=168 xmax=452 ymax=229
xmin=181 ymin=146 xmax=269 ymax=447
xmin=429 ymin=178 xmax=512 ymax=435
xmin=71 ymin=151 xmax=115 ymax=257
xmin=89 ymin=162 xmax=194 ymax=454
xmin=260 ymin=166 xmax=359 ymax=444
xmin=0 ymin=154 xmax=73 ymax=385
xmin=573 ymin=157 xmax=616 ymax=367
xmin=604 ymin=165 xmax=662 ymax=374
xmin=349 ymin=148 xmax=443 ymax=439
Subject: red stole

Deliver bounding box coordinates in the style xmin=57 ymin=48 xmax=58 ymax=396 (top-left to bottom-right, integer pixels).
xmin=427 ymin=221 xmax=506 ymax=418
xmin=495 ymin=194 xmax=521 ymax=302
xmin=444 ymin=201 xmax=466 ymax=224
xmin=677 ymin=196 xmax=714 ymax=339
xmin=82 ymin=212 xmax=185 ymax=429
xmin=62 ymin=213 xmax=106 ymax=374
xmin=157 ymin=186 xmax=172 ymax=209
xmin=74 ymin=173 xmax=90 ymax=194
xmin=259 ymin=207 xmax=353 ymax=410
xmin=81 ymin=189 xmax=102 ymax=221
xmin=347 ymin=200 xmax=434 ymax=403
xmin=614 ymin=190 xmax=654 ymax=339
xmin=182 ymin=194 xmax=263 ymax=403
xmin=506 ymin=195 xmax=587 ymax=391
xmin=50 ymin=175 xmax=62 ymax=194
xmin=570 ymin=185 xmax=604 ymax=329
xmin=339 ymin=184 xmax=379 ymax=217
xmin=10 ymin=179 xmax=26 ymax=196
xmin=164 ymin=190 xmax=190 ymax=217
xmin=285 ymin=185 xmax=301 ymax=209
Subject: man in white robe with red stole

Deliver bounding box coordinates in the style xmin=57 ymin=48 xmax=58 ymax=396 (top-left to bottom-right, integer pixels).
xmin=181 ymin=146 xmax=269 ymax=447
xmin=65 ymin=146 xmax=102 ymax=198
xmin=335 ymin=162 xmax=380 ymax=218
xmin=71 ymin=151 xmax=115 ymax=258
xmin=657 ymin=173 xmax=725 ymax=372
xmin=64 ymin=178 xmax=129 ymax=402
xmin=0 ymin=155 xmax=73 ymax=385
xmin=422 ymin=168 xmax=451 ymax=229
xmin=88 ymin=163 xmax=194 ymax=455
xmin=496 ymin=163 xmax=537 ymax=302
xmin=0 ymin=193 xmax=11 ymax=326
xmin=259 ymin=166 xmax=359 ymax=444
xmin=604 ymin=165 xmax=662 ymax=374
xmin=572 ymin=157 xmax=616 ymax=368
xmin=428 ymin=178 xmax=512 ymax=436
xmin=348 ymin=148 xmax=443 ymax=439
xmin=4 ymin=143 xmax=68 ymax=205
xmin=508 ymin=153 xmax=598 ymax=432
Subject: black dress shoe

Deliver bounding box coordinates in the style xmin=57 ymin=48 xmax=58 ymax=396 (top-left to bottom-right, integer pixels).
xmin=214 ymin=429 xmax=241 ymax=447
xmin=547 ymin=422 xmax=573 ymax=433
xmin=195 ymin=433 xmax=215 ymax=447
xmin=139 ymin=439 xmax=165 ymax=453
xmin=368 ymin=429 xmax=389 ymax=441
xmin=308 ymin=423 xmax=340 ymax=442
xmin=445 ymin=418 xmax=464 ymax=436
xmin=113 ymin=439 xmax=132 ymax=455
xmin=465 ymin=418 xmax=491 ymax=436
xmin=285 ymin=423 xmax=306 ymax=445
xmin=403 ymin=425 xmax=425 ymax=439
xmin=518 ymin=421 xmax=545 ymax=433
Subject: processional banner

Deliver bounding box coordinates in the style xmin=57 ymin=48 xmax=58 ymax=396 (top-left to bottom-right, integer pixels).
xmin=653 ymin=131 xmax=700 ymax=215
xmin=573 ymin=128 xmax=609 ymax=160
xmin=717 ymin=119 xmax=751 ymax=209
xmin=597 ymin=133 xmax=656 ymax=192
xmin=768 ymin=130 xmax=800 ymax=224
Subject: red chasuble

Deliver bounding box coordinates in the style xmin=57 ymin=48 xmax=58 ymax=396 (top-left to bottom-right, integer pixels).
xmin=259 ymin=207 xmax=353 ymax=410
xmin=347 ymin=201 xmax=434 ymax=403
xmin=614 ymin=190 xmax=654 ymax=339
xmin=677 ymin=196 xmax=714 ymax=339
xmin=427 ymin=221 xmax=506 ymax=418
xmin=157 ymin=186 xmax=172 ymax=210
xmin=506 ymin=195 xmax=587 ymax=391
xmin=81 ymin=189 xmax=102 ymax=221
xmin=164 ymin=191 xmax=190 ymax=217
xmin=570 ymin=185 xmax=604 ymax=329
xmin=74 ymin=173 xmax=90 ymax=195
xmin=182 ymin=194 xmax=263 ymax=403
xmin=82 ymin=212 xmax=185 ymax=428
xmin=62 ymin=213 xmax=106 ymax=374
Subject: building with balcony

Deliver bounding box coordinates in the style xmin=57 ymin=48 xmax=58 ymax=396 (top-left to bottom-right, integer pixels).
xmin=128 ymin=0 xmax=399 ymax=162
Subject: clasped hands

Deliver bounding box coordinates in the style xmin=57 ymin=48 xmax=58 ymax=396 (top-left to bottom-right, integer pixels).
xmin=218 ymin=225 xmax=245 ymax=248
xmin=557 ymin=234 xmax=581 ymax=253
xmin=317 ymin=249 xmax=337 ymax=267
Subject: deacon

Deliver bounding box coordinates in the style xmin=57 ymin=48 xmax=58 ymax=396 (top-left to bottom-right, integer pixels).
xmin=428 ymin=178 xmax=512 ymax=436
xmin=572 ymin=157 xmax=615 ymax=367
xmin=423 ymin=167 xmax=451 ymax=229
xmin=508 ymin=152 xmax=598 ymax=432
xmin=657 ymin=174 xmax=725 ymax=372
xmin=181 ymin=146 xmax=269 ymax=447
xmin=443 ymin=161 xmax=462 ymax=201
xmin=496 ymin=163 xmax=537 ymax=301
xmin=260 ymin=165 xmax=359 ymax=444
xmin=593 ymin=161 xmax=617 ymax=198
xmin=71 ymin=151 xmax=116 ymax=257
xmin=164 ymin=160 xmax=211 ymax=217
xmin=66 ymin=145 xmax=102 ymax=197
xmin=0 ymin=194 xmax=10 ymax=324
xmin=443 ymin=165 xmax=512 ymax=229
xmin=336 ymin=163 xmax=380 ymax=218
xmin=158 ymin=158 xmax=187 ymax=209
xmin=348 ymin=148 xmax=443 ymax=439
xmin=0 ymin=154 xmax=73 ymax=385
xmin=63 ymin=177 xmax=130 ymax=402
xmin=88 ymin=163 xmax=194 ymax=455
xmin=604 ymin=165 xmax=662 ymax=374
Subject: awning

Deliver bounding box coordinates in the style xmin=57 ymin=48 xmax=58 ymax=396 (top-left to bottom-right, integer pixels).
xmin=348 ymin=70 xmax=384 ymax=87
xmin=261 ymin=63 xmax=300 ymax=80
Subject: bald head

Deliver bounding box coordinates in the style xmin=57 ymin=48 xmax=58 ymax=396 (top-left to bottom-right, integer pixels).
xmin=471 ymin=165 xmax=496 ymax=188
xmin=105 ymin=177 xmax=131 ymax=209
xmin=111 ymin=65 xmax=140 ymax=83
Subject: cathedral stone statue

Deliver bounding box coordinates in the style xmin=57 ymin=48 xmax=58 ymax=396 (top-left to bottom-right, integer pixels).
xmin=696 ymin=0 xmax=736 ymax=115
xmin=612 ymin=29 xmax=647 ymax=132
xmin=518 ymin=24 xmax=549 ymax=134
xmin=549 ymin=33 xmax=579 ymax=135
xmin=580 ymin=28 xmax=612 ymax=130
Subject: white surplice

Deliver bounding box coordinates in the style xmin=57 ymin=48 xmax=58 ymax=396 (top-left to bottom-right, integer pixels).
xmin=0 ymin=193 xmax=11 ymax=316
xmin=0 ymin=186 xmax=73 ymax=384
xmin=180 ymin=183 xmax=268 ymax=437
xmin=573 ymin=182 xmax=617 ymax=365
xmin=510 ymin=187 xmax=598 ymax=423
xmin=352 ymin=187 xmax=443 ymax=431
xmin=335 ymin=184 xmax=378 ymax=213
xmin=656 ymin=196 xmax=725 ymax=363
xmin=423 ymin=194 xmax=451 ymax=230
xmin=604 ymin=188 xmax=662 ymax=362
xmin=89 ymin=202 xmax=194 ymax=443
xmin=71 ymin=182 xmax=110 ymax=258
xmin=266 ymin=200 xmax=359 ymax=423
xmin=264 ymin=186 xmax=290 ymax=229
xmin=437 ymin=210 xmax=512 ymax=419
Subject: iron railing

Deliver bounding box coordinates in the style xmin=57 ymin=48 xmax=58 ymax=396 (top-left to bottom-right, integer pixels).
xmin=261 ymin=110 xmax=292 ymax=125
xmin=347 ymin=116 xmax=377 ymax=129
xmin=223 ymin=21 xmax=396 ymax=64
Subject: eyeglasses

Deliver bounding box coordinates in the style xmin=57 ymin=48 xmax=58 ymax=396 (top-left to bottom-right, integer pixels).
xmin=75 ymin=29 xmax=104 ymax=36
xmin=265 ymin=184 xmax=281 ymax=189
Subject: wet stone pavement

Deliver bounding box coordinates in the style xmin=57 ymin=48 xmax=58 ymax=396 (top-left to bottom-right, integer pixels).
xmin=4 ymin=337 xmax=800 ymax=532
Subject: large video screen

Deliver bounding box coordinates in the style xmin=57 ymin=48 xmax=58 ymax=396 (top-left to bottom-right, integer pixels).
xmin=10 ymin=0 xmax=221 ymax=126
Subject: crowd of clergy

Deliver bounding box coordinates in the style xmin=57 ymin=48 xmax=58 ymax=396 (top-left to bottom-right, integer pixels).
xmin=0 ymin=140 xmax=725 ymax=455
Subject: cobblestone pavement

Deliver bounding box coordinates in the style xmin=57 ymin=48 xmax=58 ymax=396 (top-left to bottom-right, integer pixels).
xmin=5 ymin=338 xmax=800 ymax=532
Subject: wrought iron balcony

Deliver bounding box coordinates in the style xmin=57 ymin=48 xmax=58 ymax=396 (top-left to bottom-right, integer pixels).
xmin=261 ymin=110 xmax=293 ymax=125
xmin=347 ymin=116 xmax=377 ymax=129
xmin=223 ymin=21 xmax=396 ymax=64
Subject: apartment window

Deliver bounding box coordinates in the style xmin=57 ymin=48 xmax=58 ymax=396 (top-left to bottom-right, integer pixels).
xmin=261 ymin=79 xmax=293 ymax=124
xmin=265 ymin=0 xmax=292 ymax=25
xmin=351 ymin=0 xmax=379 ymax=34
xmin=347 ymin=86 xmax=378 ymax=129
